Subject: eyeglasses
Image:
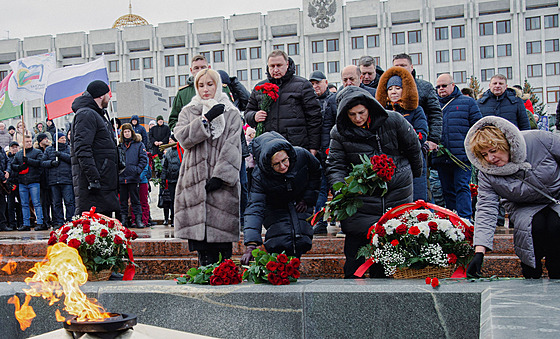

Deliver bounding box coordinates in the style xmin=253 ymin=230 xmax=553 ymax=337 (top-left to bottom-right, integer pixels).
xmin=272 ymin=157 xmax=289 ymax=170
xmin=435 ymin=84 xmax=452 ymax=89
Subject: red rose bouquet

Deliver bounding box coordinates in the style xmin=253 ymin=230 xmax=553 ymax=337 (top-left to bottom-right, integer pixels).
xmin=47 ymin=207 xmax=137 ymax=275
xmin=311 ymin=154 xmax=396 ymax=223
xmin=176 ymin=256 xmax=243 ymax=285
xmin=242 ymin=248 xmax=301 ymax=285
xmin=254 ymin=82 xmax=280 ymax=137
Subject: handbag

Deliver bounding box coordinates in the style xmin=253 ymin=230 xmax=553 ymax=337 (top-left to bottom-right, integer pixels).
xmin=158 ymin=186 xmax=172 ymax=208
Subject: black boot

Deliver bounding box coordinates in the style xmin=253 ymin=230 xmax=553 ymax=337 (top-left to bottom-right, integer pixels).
xmin=163 ymin=219 xmax=168 ymax=226
xmin=17 ymin=225 xmax=31 ymax=231
xmin=34 ymin=224 xmax=49 ymax=231
xmin=136 ymin=221 xmax=146 ymax=229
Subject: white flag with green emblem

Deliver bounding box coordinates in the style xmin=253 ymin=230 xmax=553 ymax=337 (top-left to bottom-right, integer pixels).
xmin=8 ymin=52 xmax=56 ymax=105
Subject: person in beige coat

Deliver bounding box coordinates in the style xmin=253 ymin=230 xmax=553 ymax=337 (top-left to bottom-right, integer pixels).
xmin=173 ymin=69 xmax=243 ymax=266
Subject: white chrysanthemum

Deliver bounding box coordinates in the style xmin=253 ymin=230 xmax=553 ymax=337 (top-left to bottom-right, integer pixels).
xmin=372 ymin=234 xmax=379 ymax=247
xmin=383 ymin=219 xmax=401 ymax=235
xmin=415 ymin=221 xmax=430 ymax=238
xmin=444 ymin=227 xmax=465 ymax=242
xmin=435 ymin=219 xmax=453 ymax=232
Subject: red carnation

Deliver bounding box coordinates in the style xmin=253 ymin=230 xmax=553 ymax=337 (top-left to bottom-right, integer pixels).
xmin=98 ymin=219 xmax=107 ymax=225
xmin=431 ymin=277 xmax=440 ymax=288
xmin=131 ymin=231 xmax=138 ymax=240
xmin=447 ymin=253 xmax=457 ymax=264
xmin=114 ymin=235 xmax=123 ymax=245
xmin=100 ymin=229 xmax=109 ymax=237
xmin=108 ymin=220 xmax=115 ymax=229
xmin=59 ymin=234 xmax=69 ymax=243
xmin=390 ymin=239 xmax=399 ymax=246
xmin=408 ymin=226 xmax=421 ymax=236
xmin=428 ymin=221 xmax=438 ymax=233
xmin=417 ymin=213 xmax=429 ymax=222
xmin=282 ymin=278 xmax=290 ymax=285
xmin=267 ymin=272 xmax=277 ymax=283
xmin=82 ymin=220 xmax=90 ymax=226
xmin=289 ymin=258 xmax=301 ymax=268
xmin=266 ymin=261 xmax=278 ymax=272
xmin=68 ymin=238 xmax=81 ymax=249
xmin=464 ymin=225 xmax=474 ymax=243
xmin=375 ymin=224 xmax=386 ymax=238
xmin=82 ymin=224 xmax=91 ymax=233
xmin=285 ymin=264 xmax=295 ymax=276
xmin=61 ymin=226 xmax=71 ymax=234
xmin=280 ymin=271 xmax=288 ymax=279
xmin=48 ymin=235 xmax=58 ymax=246
xmin=395 ymin=224 xmax=407 ymax=235
xmin=124 ymin=228 xmax=132 ymax=239
xmin=277 ymin=253 xmax=288 ymax=264
xmin=425 ymin=277 xmax=431 ymax=285
xmin=292 ymin=270 xmax=301 ymax=279
xmin=85 ymin=234 xmax=96 ymax=245
xmin=72 ymin=220 xmax=81 ymax=227
xmin=276 ymin=263 xmax=285 ymax=271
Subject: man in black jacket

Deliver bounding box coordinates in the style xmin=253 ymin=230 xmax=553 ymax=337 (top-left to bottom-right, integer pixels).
xmin=5 ymin=141 xmax=22 ymax=230
xmin=245 ymin=50 xmax=322 ymax=155
xmin=358 ymin=55 xmax=384 ymax=90
xmin=148 ymin=115 xmax=170 ymax=158
xmin=71 ymin=80 xmax=119 ymax=217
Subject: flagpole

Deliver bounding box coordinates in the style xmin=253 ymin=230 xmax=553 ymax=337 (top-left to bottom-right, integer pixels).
xmin=21 ymin=101 xmax=26 ymax=157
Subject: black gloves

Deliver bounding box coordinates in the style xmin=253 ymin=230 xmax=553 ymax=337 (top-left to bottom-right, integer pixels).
xmin=295 ymin=200 xmax=308 ymax=213
xmin=466 ymin=252 xmax=484 ymax=278
xmin=54 ymin=151 xmax=61 ymax=158
xmin=421 ymin=143 xmax=430 ymax=156
xmin=51 ymin=160 xmax=60 ymax=167
xmin=88 ymin=180 xmax=101 ymax=193
xmin=22 ymin=156 xmax=28 ymax=163
xmin=240 ymin=244 xmax=257 ymax=266
xmin=205 ymin=177 xmax=223 ymax=192
xmin=205 ymin=104 xmax=225 ymax=122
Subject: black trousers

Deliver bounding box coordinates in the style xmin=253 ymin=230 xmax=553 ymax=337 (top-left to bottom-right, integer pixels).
xmin=119 ymin=183 xmax=142 ymax=225
xmin=521 ymin=207 xmax=560 ymax=279
xmin=189 ymin=239 xmax=232 ymax=266
xmin=163 ymin=182 xmax=177 ymax=222
xmin=344 ymin=234 xmax=385 ymax=279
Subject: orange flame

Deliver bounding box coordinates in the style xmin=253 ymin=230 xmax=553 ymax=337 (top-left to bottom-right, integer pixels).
xmin=7 ymin=295 xmax=36 ymax=331
xmin=2 ymin=260 xmax=17 ymax=274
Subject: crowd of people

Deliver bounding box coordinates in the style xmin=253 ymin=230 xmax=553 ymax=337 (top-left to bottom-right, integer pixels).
xmin=1 ymin=50 xmax=559 ymax=280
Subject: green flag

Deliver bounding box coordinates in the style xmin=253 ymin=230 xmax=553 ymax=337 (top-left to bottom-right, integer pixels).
xmin=0 ymin=72 xmax=23 ymax=121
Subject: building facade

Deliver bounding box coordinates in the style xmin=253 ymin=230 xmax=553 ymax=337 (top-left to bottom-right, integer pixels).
xmin=0 ymin=0 xmax=559 ymax=128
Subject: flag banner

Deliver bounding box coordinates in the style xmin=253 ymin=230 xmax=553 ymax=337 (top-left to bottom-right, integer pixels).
xmin=8 ymin=53 xmax=56 ymax=105
xmin=44 ymin=57 xmax=109 ymax=120
xmin=0 ymin=72 xmax=23 ymax=121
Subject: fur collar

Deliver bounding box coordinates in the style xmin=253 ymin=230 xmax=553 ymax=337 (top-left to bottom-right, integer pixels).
xmin=464 ymin=116 xmax=531 ymax=176
xmin=375 ymin=66 xmax=418 ymax=110
xmin=188 ymin=93 xmax=233 ymax=139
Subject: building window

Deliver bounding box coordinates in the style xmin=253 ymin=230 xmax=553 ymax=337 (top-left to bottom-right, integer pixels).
xmin=408 ymin=30 xmax=421 ymax=44
xmin=453 ymin=71 xmax=467 ymax=84
xmin=143 ymin=57 xmax=153 ymax=69
xmin=546 ymin=39 xmax=559 ymax=52
xmin=0 ymin=70 xmax=7 ymax=81
xmin=312 ymin=40 xmax=324 ymax=53
xmin=547 ymin=86 xmax=560 ymax=103
xmin=544 ymin=14 xmax=558 ymax=28
xmin=131 ymin=79 xmax=140 ymax=82
xmin=287 ymin=43 xmax=299 ymax=55
xmin=109 ymin=81 xmax=118 ymax=92
xmin=527 ymin=41 xmax=542 ymax=54
xmin=177 ymin=54 xmax=188 ymax=66
xmin=546 ymin=62 xmax=560 ymax=76
xmin=367 ymin=35 xmax=379 ymax=48
xmin=143 ymin=77 xmax=153 ymax=83
xmin=497 ymin=44 xmax=512 ymax=57
xmin=130 ymin=58 xmax=139 ymax=71
xmin=527 ymin=64 xmax=543 ymax=77
xmin=351 ymin=59 xmax=359 ymax=66
xmin=480 ymin=46 xmax=494 ymax=59
xmin=497 ymin=67 xmax=513 ymax=79
xmin=392 ymin=32 xmax=405 ymax=45
xmin=351 ymin=36 xmax=364 ymax=49
xmin=435 ymin=27 xmax=448 ymax=40
xmin=295 ymin=64 xmax=300 ymax=76
xmin=410 ymin=53 xmax=422 ymax=65
xmin=109 ymin=60 xmax=119 ymax=72
xmin=32 ymin=107 xmax=41 ymax=119
xmin=526 ymin=17 xmax=541 ymax=30
xmin=451 ymin=25 xmax=464 ymax=39
xmin=164 ymin=55 xmax=174 ymax=67
xmin=237 ymin=69 xmax=247 ymax=81
xmin=201 ymin=52 xmax=210 ymax=62
xmin=250 ymin=47 xmax=261 ymax=60
xmin=436 ymin=50 xmax=449 ymax=63
xmin=213 ymin=50 xmax=224 ymax=63
xmin=236 ymin=48 xmax=247 ymax=61
xmin=327 ymin=39 xmax=339 ymax=51
xmin=534 ymin=87 xmax=544 ymax=103
xmin=481 ymin=68 xmax=495 ymax=81
xmin=273 ymin=44 xmax=284 ymax=51
xmin=327 ymin=61 xmax=340 ymax=74
xmin=165 ymin=76 xmax=175 ymax=87
xmin=178 ymin=75 xmax=188 ymax=87
xmin=251 ymin=68 xmax=262 ymax=80
xmin=452 ymin=48 xmax=466 ymax=61
xmin=312 ymin=62 xmax=325 ymax=73
xmin=496 ymin=20 xmax=511 ymax=34
xmin=479 ymin=22 xmax=493 ymax=36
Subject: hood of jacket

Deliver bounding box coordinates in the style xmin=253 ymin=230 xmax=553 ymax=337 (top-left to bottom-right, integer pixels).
xmin=464 ymin=116 xmax=531 ymax=176
xmin=266 ymin=57 xmax=296 ymax=86
xmin=335 ymin=86 xmax=388 ymax=139
xmin=34 ymin=121 xmax=46 ymax=134
xmin=131 ymin=114 xmax=140 ymax=122
xmin=71 ymin=92 xmax=104 ymax=115
xmin=252 ymin=131 xmax=297 ymax=178
xmin=375 ymin=66 xmax=418 ymax=110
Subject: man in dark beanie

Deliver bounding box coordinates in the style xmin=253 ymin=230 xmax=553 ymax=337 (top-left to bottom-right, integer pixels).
xmin=35 ymin=132 xmax=53 ymax=228
xmin=71 ymin=79 xmax=119 ymax=217
xmin=148 ymin=115 xmax=170 ymax=158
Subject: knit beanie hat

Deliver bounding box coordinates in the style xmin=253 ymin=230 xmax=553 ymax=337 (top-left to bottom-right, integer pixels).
xmin=86 ymin=80 xmax=110 ymax=98
xmin=156 ymin=115 xmax=164 ymax=121
xmin=56 ymin=132 xmax=65 ymax=140
xmin=387 ymin=75 xmax=402 ymax=89
xmin=8 ymin=126 xmax=15 ymax=131
xmin=36 ymin=133 xmax=48 ymax=144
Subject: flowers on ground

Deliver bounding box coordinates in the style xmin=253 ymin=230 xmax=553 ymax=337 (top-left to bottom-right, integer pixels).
xmin=177 ymin=256 xmax=242 ymax=285
xmin=242 ymin=248 xmax=301 ymax=285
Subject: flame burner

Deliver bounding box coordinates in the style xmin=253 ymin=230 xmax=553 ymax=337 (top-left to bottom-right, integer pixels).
xmin=63 ymin=313 xmax=137 ymax=339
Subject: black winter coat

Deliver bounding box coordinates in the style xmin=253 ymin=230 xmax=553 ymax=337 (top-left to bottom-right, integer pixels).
xmin=161 ymin=147 xmax=181 ymax=184
xmin=318 ymin=89 xmax=337 ymax=162
xmin=411 ymin=69 xmax=443 ymax=144
xmin=244 ymin=132 xmax=321 ymax=256
xmin=148 ymin=124 xmax=171 ymax=156
xmin=41 ymin=143 xmax=72 ymax=185
xmin=245 ymin=58 xmax=323 ymax=150
xmin=477 ymin=88 xmax=531 ymax=131
xmin=118 ymin=138 xmax=148 ymax=184
xmin=327 ymin=86 xmax=423 ymax=237
xmin=71 ymin=93 xmax=119 ymax=215
xmin=11 ymin=147 xmax=43 ymax=185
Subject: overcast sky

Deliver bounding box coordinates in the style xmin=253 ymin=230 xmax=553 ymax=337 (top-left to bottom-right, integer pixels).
xmin=1 ymin=0 xmax=304 ymax=40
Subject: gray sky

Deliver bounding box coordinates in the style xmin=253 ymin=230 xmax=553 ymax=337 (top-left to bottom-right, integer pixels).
xmin=1 ymin=0 xmax=304 ymax=40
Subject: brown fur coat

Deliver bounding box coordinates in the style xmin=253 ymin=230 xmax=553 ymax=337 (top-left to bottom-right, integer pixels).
xmin=173 ymin=92 xmax=243 ymax=243
xmin=375 ymin=66 xmax=419 ymax=110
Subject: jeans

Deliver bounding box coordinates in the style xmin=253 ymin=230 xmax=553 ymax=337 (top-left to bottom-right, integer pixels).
xmin=428 ymin=169 xmax=445 ymax=207
xmin=412 ymin=157 xmax=428 ymax=202
xmin=50 ymin=184 xmax=75 ymax=225
xmin=19 ymin=183 xmax=43 ymax=226
xmin=437 ymin=164 xmax=472 ymax=219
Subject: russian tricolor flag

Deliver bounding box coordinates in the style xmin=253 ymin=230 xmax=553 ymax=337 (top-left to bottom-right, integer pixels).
xmin=44 ymin=57 xmax=110 ymax=120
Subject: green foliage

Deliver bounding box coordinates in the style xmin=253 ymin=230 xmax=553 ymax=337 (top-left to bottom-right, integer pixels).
xmin=176 ymin=253 xmax=222 ymax=285
xmin=468 ymin=76 xmax=483 ymax=98
xmin=523 ymin=79 xmax=547 ymax=116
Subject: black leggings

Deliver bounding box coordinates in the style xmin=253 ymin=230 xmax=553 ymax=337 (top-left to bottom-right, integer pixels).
xmin=521 ymin=207 xmax=560 ymax=279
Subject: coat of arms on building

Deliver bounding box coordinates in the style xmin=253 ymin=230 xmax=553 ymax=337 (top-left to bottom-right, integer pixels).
xmin=308 ymin=0 xmax=337 ymax=29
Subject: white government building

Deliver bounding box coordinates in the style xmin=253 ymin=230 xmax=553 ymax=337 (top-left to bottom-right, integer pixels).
xmin=0 ymin=0 xmax=559 ymax=128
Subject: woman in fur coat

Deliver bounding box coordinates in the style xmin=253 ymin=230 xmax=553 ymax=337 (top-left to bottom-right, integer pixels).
xmin=465 ymin=116 xmax=560 ymax=279
xmin=173 ymin=69 xmax=243 ymax=266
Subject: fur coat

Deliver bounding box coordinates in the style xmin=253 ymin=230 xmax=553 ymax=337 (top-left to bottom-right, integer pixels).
xmin=173 ymin=92 xmax=243 ymax=243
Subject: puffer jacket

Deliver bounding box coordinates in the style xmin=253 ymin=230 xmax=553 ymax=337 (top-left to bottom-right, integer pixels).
xmin=41 ymin=142 xmax=72 ymax=185
xmin=0 ymin=129 xmax=11 ymax=150
xmin=327 ymin=86 xmax=423 ymax=237
xmin=118 ymin=135 xmax=148 ymax=184
xmin=244 ymin=131 xmax=321 ymax=256
xmin=11 ymin=147 xmax=43 ymax=185
xmin=432 ymin=86 xmax=482 ymax=165
xmin=465 ymin=116 xmax=560 ymax=268
xmin=318 ymin=89 xmax=337 ymax=162
xmin=411 ymin=69 xmax=443 ymax=144
xmin=477 ymin=88 xmax=531 ymax=130
xmin=245 ymin=57 xmax=322 ymax=150
xmin=161 ymin=146 xmax=181 ymax=184
xmin=130 ymin=115 xmax=149 ymax=146
xmin=139 ymin=163 xmax=151 ymax=184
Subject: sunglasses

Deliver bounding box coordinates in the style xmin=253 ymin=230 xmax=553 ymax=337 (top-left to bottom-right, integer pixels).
xmin=435 ymin=84 xmax=451 ymax=89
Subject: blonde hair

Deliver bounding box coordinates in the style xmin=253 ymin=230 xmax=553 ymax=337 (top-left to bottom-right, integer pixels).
xmin=194 ymin=69 xmax=222 ymax=99
xmin=469 ymin=126 xmax=510 ymax=164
